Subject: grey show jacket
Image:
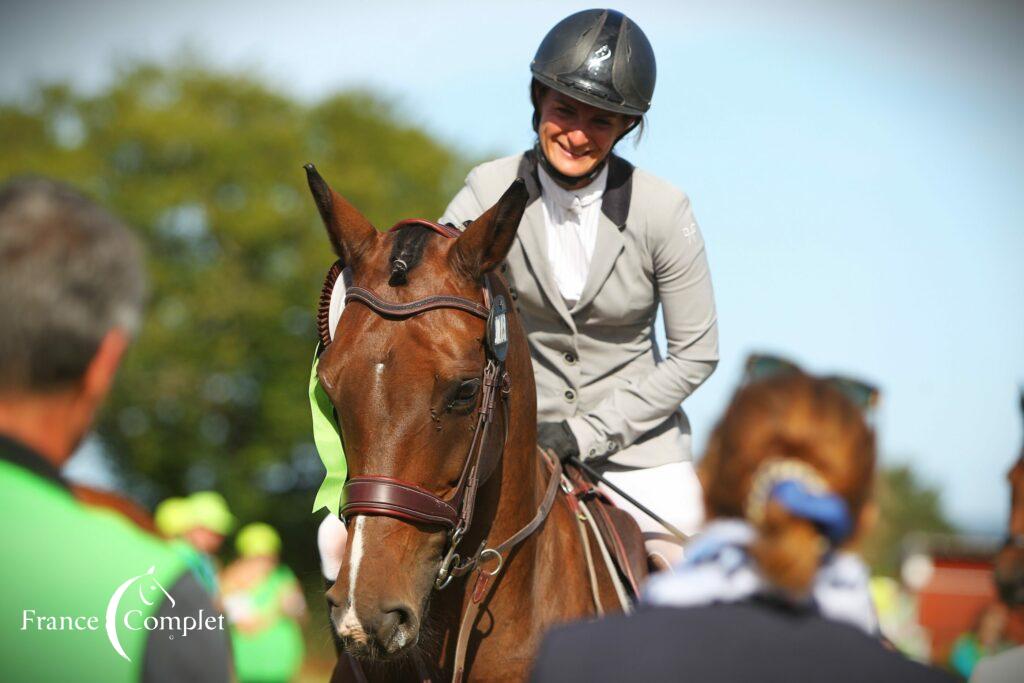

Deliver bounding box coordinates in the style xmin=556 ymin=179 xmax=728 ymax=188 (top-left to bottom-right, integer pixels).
xmin=440 ymin=150 xmax=718 ymax=469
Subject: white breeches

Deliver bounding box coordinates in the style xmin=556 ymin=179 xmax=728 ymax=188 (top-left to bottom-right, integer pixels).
xmin=599 ymin=460 xmax=704 ymax=568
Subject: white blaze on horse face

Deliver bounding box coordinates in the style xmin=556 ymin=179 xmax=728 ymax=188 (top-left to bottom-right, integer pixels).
xmin=337 ymin=515 xmax=367 ymax=642
xmin=374 ymin=362 xmax=385 ymax=376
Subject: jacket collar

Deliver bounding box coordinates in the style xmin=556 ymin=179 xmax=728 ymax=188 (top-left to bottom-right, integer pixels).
xmin=517 ymin=148 xmax=634 ymax=221
xmin=514 ymin=149 xmax=635 ymax=318
xmin=0 ymin=433 xmax=71 ymax=492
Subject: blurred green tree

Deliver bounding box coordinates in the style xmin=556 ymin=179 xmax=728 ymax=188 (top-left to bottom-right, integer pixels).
xmin=0 ymin=60 xmax=469 ymax=575
xmin=862 ymin=464 xmax=956 ymax=576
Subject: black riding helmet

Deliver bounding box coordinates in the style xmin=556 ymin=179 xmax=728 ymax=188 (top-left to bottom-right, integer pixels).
xmin=530 ymin=9 xmax=655 ymax=184
xmin=531 ymin=9 xmax=656 ymax=118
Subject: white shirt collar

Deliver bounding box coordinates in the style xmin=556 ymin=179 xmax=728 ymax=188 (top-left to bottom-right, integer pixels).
xmin=537 ymin=162 xmax=608 ymax=215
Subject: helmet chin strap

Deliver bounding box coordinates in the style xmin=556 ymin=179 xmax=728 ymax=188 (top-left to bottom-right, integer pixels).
xmin=534 ymin=142 xmax=606 ymax=188
xmin=533 ymin=118 xmax=638 ymax=189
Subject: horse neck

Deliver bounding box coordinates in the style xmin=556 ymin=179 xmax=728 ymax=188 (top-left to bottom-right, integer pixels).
xmin=483 ymin=277 xmax=545 ymax=538
xmin=445 ymin=317 xmax=543 ymax=563
xmin=426 ymin=357 xmax=541 ymax=678
xmin=488 ymin=363 xmax=544 ymax=541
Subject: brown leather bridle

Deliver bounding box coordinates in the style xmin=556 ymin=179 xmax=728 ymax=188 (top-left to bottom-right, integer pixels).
xmin=325 ymin=219 xmax=514 ymax=590
xmin=320 ymin=218 xmax=565 ymax=680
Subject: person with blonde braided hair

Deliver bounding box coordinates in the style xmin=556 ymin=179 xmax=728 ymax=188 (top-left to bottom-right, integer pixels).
xmin=532 ymin=358 xmax=953 ymax=682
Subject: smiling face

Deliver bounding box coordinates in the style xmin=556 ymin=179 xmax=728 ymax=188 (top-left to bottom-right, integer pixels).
xmin=536 ymin=88 xmax=636 ymax=181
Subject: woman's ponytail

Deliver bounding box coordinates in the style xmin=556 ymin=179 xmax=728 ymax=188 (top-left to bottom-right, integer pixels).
xmin=701 ymin=373 xmax=875 ymax=596
xmin=750 ymin=500 xmax=824 ymax=594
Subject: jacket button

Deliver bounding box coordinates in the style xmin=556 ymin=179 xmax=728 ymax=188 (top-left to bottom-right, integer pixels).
xmin=588 ymin=448 xmax=597 ymax=457
xmin=509 ymin=287 xmax=518 ymax=301
xmin=500 ymin=263 xmax=508 ymax=273
xmin=564 ymin=352 xmax=577 ymax=364
xmin=564 ymin=390 xmax=576 ymax=401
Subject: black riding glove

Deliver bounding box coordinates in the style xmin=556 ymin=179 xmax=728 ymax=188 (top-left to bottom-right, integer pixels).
xmin=537 ymin=420 xmax=580 ymax=463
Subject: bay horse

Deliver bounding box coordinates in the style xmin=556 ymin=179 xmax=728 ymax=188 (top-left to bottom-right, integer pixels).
xmin=994 ymin=391 xmax=1024 ymax=606
xmin=305 ymin=165 xmax=628 ymax=682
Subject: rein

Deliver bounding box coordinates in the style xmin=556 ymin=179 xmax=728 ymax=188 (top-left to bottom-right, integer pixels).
xmin=323 ymin=219 xmax=562 ymax=680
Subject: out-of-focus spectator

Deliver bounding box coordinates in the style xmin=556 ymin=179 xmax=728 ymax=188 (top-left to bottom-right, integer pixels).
xmin=950 ymin=603 xmax=1011 ymax=678
xmin=970 ymin=644 xmax=1024 ymax=683
xmin=155 ymin=496 xmax=194 ymax=538
xmin=155 ymin=496 xmax=220 ymax=596
xmin=870 ymin=575 xmax=932 ymax=662
xmin=221 ymin=522 xmax=307 ymax=683
xmin=531 ymin=364 xmax=954 ymax=682
xmin=969 ymin=400 xmax=1024 ymax=683
xmin=187 ymin=490 xmax=236 ymax=555
xmin=0 ymin=177 xmax=230 ymax=682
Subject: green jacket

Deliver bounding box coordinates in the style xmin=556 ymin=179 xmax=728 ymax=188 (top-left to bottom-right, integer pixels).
xmin=0 ymin=435 xmax=231 ymax=682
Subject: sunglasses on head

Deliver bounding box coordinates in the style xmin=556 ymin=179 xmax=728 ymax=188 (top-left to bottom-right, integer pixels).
xmin=743 ymin=353 xmax=880 ymax=412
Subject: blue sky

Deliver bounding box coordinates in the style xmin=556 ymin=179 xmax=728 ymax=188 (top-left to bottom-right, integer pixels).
xmin=2 ymin=0 xmax=1022 ymax=531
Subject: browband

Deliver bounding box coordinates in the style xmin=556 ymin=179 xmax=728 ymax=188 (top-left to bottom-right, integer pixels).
xmin=345 ymin=286 xmax=489 ymax=321
xmin=315 ymin=219 xmax=486 ymax=347
xmin=389 ymin=218 xmax=463 ymax=239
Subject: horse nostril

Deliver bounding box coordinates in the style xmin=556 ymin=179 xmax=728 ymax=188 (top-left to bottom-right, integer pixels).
xmin=382 ymin=603 xmax=412 ymax=628
xmin=375 ymin=602 xmax=415 ymax=650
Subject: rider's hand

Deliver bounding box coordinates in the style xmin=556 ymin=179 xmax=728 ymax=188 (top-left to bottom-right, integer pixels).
xmin=537 ymin=421 xmax=580 ymax=463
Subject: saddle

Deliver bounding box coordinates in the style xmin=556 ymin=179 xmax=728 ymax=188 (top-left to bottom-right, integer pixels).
xmin=561 ymin=459 xmax=648 ymax=600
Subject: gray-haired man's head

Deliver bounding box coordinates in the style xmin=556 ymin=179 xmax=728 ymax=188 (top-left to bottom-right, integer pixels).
xmin=0 ymin=177 xmax=145 ymax=393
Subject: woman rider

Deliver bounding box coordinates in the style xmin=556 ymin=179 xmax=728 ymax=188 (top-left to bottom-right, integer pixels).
xmin=315 ymin=9 xmax=718 ymax=572
xmin=439 ymin=9 xmax=719 ymax=565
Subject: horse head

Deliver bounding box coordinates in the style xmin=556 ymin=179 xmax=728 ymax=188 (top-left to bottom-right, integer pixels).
xmin=305 ymin=164 xmax=531 ymax=660
xmin=994 ymin=391 xmax=1024 ymax=606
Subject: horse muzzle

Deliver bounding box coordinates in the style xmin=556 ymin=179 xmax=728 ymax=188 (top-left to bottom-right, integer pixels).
xmin=333 ymin=598 xmax=420 ymax=659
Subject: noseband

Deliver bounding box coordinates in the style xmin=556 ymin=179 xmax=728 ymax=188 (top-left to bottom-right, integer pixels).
xmin=332 ymin=219 xmax=512 ymax=589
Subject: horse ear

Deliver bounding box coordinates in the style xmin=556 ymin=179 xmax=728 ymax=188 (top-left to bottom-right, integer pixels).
xmin=450 ymin=178 xmax=528 ymax=281
xmin=304 ymin=163 xmax=377 ymax=265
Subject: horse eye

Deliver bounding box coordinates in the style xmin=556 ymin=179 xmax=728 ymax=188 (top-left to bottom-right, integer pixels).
xmin=455 ymin=379 xmax=481 ymax=401
xmin=444 ymin=378 xmax=481 ymax=413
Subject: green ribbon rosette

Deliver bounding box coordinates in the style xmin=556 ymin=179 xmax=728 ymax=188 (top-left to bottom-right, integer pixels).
xmin=309 ymin=348 xmax=346 ymax=515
